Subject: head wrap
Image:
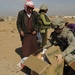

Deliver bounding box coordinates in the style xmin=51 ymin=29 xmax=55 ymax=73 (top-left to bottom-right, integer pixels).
xmin=24 ymin=0 xmax=34 ymax=11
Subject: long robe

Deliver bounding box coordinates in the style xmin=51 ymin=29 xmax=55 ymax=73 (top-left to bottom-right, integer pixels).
xmin=22 ymin=15 xmax=38 ymax=57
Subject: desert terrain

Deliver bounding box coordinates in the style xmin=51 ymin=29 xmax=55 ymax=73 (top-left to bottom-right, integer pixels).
xmin=0 ymin=17 xmax=75 ymax=75
xmin=0 ymin=19 xmax=28 ymax=75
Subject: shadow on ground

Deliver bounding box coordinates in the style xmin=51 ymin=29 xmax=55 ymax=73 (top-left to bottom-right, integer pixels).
xmin=15 ymin=47 xmax=31 ymax=75
xmin=21 ymin=67 xmax=31 ymax=75
xmin=15 ymin=47 xmax=23 ymax=58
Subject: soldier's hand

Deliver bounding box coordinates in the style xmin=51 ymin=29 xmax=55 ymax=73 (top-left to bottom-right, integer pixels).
xmin=55 ymin=54 xmax=63 ymax=64
xmin=20 ymin=31 xmax=24 ymax=36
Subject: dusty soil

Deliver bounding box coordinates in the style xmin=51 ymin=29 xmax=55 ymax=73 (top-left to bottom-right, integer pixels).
xmin=0 ymin=18 xmax=75 ymax=75
xmin=0 ymin=20 xmax=28 ymax=75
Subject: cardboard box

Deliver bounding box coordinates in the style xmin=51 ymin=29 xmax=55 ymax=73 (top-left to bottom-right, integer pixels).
xmin=24 ymin=46 xmax=64 ymax=75
xmin=45 ymin=46 xmax=64 ymax=75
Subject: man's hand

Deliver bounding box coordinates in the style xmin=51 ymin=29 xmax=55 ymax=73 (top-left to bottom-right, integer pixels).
xmin=20 ymin=31 xmax=24 ymax=36
xmin=55 ymin=54 xmax=63 ymax=64
xmin=32 ymin=31 xmax=36 ymax=35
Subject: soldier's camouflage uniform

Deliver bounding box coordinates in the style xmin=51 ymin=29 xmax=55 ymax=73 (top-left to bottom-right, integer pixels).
xmin=44 ymin=22 xmax=75 ymax=65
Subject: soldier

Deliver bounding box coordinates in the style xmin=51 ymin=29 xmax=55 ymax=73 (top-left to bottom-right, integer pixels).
xmin=43 ymin=18 xmax=75 ymax=75
xmin=38 ymin=4 xmax=51 ymax=47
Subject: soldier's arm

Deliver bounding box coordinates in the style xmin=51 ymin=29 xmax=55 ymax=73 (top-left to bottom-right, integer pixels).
xmin=43 ymin=32 xmax=57 ymax=49
xmin=62 ymin=31 xmax=75 ymax=57
xmin=41 ymin=39 xmax=52 ymax=55
xmin=43 ymin=39 xmax=52 ymax=49
xmin=40 ymin=14 xmax=51 ymax=25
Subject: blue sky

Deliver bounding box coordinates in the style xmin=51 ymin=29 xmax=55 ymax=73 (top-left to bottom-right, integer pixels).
xmin=0 ymin=0 xmax=75 ymax=17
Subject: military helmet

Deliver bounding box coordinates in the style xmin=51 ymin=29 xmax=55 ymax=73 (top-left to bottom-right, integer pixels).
xmin=51 ymin=18 xmax=66 ymax=29
xmin=40 ymin=4 xmax=48 ymax=10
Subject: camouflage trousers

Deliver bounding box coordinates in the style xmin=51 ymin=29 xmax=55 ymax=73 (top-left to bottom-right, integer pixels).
xmin=64 ymin=53 xmax=75 ymax=64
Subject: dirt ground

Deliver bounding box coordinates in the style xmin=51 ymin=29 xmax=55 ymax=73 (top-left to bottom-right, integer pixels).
xmin=0 ymin=20 xmax=28 ymax=75
xmin=0 ymin=18 xmax=75 ymax=75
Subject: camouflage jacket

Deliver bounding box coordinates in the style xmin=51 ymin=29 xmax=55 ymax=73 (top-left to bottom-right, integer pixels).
xmin=44 ymin=26 xmax=75 ymax=57
xmin=39 ymin=12 xmax=51 ymax=33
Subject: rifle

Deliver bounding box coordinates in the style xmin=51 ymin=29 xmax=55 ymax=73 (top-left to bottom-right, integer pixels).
xmin=51 ymin=34 xmax=68 ymax=51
